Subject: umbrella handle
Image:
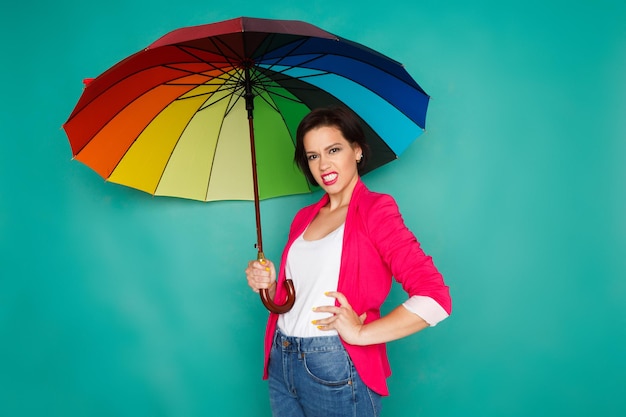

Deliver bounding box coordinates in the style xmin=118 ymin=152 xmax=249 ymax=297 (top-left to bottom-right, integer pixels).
xmin=257 ymin=251 xmax=295 ymax=314
xmin=260 ymin=280 xmax=296 ymax=314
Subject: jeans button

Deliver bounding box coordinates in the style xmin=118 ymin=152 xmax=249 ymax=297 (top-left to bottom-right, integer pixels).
xmin=282 ymin=340 xmax=290 ymax=347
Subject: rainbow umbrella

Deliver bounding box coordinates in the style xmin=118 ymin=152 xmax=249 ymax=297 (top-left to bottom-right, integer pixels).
xmin=63 ymin=17 xmax=430 ymax=313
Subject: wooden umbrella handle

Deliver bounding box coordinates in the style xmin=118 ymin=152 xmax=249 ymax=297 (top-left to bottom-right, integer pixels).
xmin=260 ymin=279 xmax=296 ymax=314
xmin=257 ymin=251 xmax=295 ymax=314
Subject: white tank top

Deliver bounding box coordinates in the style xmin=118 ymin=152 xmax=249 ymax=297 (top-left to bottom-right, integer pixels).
xmin=277 ymin=224 xmax=344 ymax=337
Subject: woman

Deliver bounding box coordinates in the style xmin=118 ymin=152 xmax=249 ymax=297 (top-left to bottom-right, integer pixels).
xmin=245 ymin=107 xmax=451 ymax=417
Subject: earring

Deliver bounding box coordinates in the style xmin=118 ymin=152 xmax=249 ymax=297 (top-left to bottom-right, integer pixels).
xmin=357 ymin=154 xmax=363 ymax=163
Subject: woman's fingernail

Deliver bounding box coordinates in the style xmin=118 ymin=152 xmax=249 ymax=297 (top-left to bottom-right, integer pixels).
xmin=311 ymin=320 xmax=317 ymax=325
xmin=317 ymin=326 xmax=324 ymax=330
xmin=311 ymin=306 xmax=317 ymax=311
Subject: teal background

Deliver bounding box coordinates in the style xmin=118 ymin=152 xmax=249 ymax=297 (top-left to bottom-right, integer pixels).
xmin=1 ymin=0 xmax=625 ymax=416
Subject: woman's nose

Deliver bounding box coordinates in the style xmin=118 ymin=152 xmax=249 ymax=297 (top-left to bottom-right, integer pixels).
xmin=318 ymin=154 xmax=330 ymax=169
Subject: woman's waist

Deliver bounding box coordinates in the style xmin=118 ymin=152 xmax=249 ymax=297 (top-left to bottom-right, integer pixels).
xmin=273 ymin=328 xmax=344 ymax=353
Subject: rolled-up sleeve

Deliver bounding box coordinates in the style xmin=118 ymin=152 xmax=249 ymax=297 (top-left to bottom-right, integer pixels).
xmin=402 ymin=295 xmax=450 ymax=326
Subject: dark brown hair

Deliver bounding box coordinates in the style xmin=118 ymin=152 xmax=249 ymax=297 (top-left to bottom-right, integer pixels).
xmin=294 ymin=107 xmax=370 ymax=185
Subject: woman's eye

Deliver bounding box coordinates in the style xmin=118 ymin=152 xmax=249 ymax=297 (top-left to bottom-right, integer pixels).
xmin=307 ymin=154 xmax=318 ymax=161
xmin=329 ymin=147 xmax=340 ymax=154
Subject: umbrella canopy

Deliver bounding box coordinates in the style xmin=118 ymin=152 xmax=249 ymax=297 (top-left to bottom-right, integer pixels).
xmin=63 ymin=17 xmax=430 ymax=313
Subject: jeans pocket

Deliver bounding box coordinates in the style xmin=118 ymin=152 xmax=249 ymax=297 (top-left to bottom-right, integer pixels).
xmin=303 ymin=350 xmax=351 ymax=386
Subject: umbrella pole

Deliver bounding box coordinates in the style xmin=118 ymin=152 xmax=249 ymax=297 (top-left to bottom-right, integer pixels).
xmin=244 ymin=68 xmax=295 ymax=314
xmin=246 ymin=115 xmax=264 ymax=255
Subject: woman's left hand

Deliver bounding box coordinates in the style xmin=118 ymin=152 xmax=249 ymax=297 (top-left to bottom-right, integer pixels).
xmin=313 ymin=291 xmax=367 ymax=345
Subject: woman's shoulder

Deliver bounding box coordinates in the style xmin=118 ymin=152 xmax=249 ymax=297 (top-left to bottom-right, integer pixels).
xmin=355 ymin=183 xmax=398 ymax=212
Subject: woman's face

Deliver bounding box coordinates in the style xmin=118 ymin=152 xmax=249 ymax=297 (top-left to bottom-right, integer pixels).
xmin=303 ymin=125 xmax=362 ymax=199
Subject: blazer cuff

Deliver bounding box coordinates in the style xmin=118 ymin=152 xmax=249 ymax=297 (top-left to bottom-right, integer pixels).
xmin=402 ymin=295 xmax=450 ymax=327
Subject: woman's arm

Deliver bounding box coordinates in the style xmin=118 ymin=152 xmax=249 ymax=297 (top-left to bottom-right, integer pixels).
xmin=368 ymin=195 xmax=452 ymax=315
xmin=313 ymin=291 xmax=429 ymax=346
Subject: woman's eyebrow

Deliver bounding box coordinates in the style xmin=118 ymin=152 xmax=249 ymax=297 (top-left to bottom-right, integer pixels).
xmin=305 ymin=143 xmax=343 ymax=154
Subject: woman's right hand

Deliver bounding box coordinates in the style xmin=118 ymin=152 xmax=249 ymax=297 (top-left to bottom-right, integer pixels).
xmin=245 ymin=258 xmax=277 ymax=295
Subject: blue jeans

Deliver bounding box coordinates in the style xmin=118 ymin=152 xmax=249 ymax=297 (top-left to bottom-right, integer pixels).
xmin=268 ymin=329 xmax=382 ymax=417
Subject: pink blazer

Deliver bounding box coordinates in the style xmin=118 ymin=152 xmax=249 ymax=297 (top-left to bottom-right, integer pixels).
xmin=263 ymin=179 xmax=452 ymax=395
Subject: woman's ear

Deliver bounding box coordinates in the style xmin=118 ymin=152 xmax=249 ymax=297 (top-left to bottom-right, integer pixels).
xmin=353 ymin=145 xmax=363 ymax=162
